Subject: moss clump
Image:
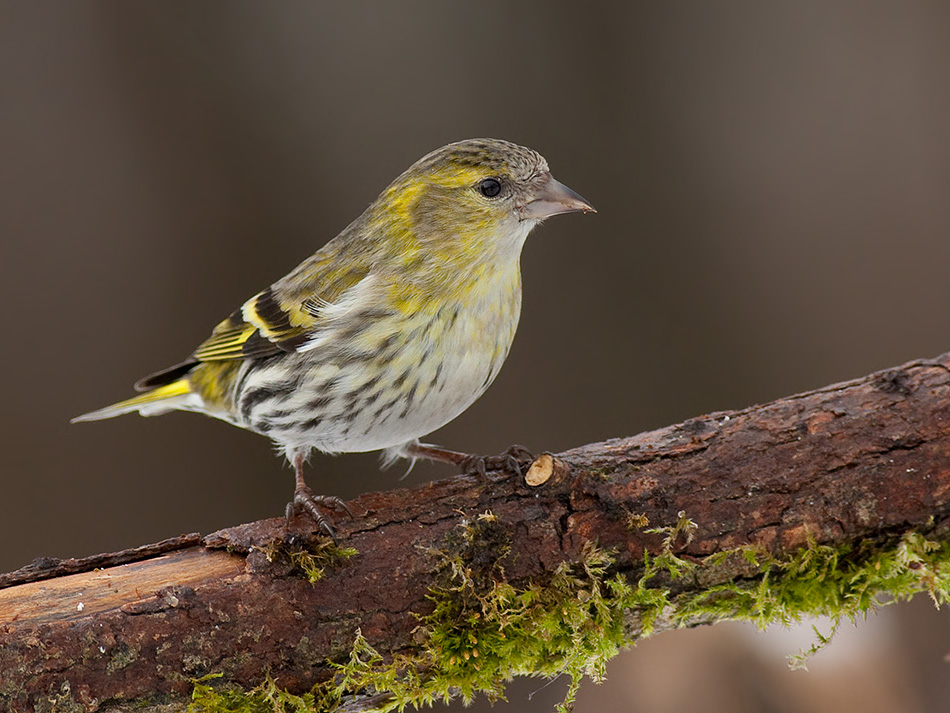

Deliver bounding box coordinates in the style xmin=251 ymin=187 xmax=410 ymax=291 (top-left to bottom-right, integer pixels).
xmin=676 ymin=530 xmax=950 ymax=666
xmin=316 ymin=511 xmax=698 ymax=712
xmin=189 ymin=513 xmax=950 ymax=713
xmin=324 ymin=546 xmax=636 ymax=711
xmin=257 ymin=538 xmax=358 ymax=584
xmin=189 ymin=674 xmax=318 ymax=712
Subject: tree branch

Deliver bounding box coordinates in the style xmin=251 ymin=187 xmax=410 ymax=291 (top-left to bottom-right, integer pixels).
xmin=3 ymin=354 xmax=950 ymax=712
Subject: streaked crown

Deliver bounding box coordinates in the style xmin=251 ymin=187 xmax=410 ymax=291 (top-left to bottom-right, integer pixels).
xmin=410 ymin=138 xmax=549 ymax=184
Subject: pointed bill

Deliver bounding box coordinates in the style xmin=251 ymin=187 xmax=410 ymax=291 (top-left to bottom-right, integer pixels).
xmin=519 ymin=174 xmax=595 ymax=221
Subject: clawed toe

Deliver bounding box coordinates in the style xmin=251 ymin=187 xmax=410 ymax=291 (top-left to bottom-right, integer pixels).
xmin=504 ymin=454 xmax=523 ymax=478
xmin=286 ymin=454 xmax=354 ymax=538
xmin=503 ymin=444 xmax=534 ymax=461
xmin=286 ymin=485 xmax=352 ymax=539
xmin=459 ymin=454 xmax=489 ymax=479
xmin=460 ymin=444 xmax=535 ymax=479
xmin=399 ymin=441 xmax=535 ymax=480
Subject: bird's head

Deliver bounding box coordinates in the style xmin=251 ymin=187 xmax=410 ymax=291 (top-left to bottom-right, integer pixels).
xmin=380 ymin=138 xmax=594 ymax=256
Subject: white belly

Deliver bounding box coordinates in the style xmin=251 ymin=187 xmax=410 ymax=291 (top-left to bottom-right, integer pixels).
xmin=232 ymin=271 xmax=522 ymax=460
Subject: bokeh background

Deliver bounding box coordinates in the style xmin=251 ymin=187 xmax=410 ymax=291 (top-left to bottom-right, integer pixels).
xmin=3 ymin=2 xmax=950 ymax=711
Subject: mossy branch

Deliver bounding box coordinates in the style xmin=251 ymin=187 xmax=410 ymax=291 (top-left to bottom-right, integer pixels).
xmin=3 ymin=354 xmax=950 ymax=712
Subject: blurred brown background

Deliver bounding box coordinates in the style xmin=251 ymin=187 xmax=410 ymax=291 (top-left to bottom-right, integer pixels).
xmin=2 ymin=2 xmax=950 ymax=711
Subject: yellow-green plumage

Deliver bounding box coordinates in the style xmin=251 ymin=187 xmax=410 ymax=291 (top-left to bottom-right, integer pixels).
xmin=74 ymin=139 xmax=593 ymax=527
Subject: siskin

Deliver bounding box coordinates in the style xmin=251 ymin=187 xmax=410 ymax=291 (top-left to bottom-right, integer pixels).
xmin=74 ymin=138 xmax=595 ymax=533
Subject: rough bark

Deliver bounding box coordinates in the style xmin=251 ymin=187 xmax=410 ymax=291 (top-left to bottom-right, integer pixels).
xmin=2 ymin=354 xmax=950 ymax=712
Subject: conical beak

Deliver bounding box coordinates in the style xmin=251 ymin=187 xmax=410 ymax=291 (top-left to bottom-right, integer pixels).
xmin=519 ymin=174 xmax=596 ymax=221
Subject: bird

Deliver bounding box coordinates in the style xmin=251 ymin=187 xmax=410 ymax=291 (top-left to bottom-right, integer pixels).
xmin=73 ymin=138 xmax=595 ymax=534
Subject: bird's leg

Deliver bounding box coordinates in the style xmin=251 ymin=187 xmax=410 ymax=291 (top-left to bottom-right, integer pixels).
xmin=404 ymin=442 xmax=534 ymax=479
xmin=285 ymin=453 xmax=352 ymax=538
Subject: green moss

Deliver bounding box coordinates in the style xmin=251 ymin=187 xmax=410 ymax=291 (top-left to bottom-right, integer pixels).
xmin=676 ymin=530 xmax=950 ymax=666
xmin=333 ymin=544 xmax=639 ymax=711
xmin=188 ymin=674 xmax=318 ymax=712
xmin=189 ymin=512 xmax=950 ymax=712
xmin=258 ymin=538 xmax=358 ymax=584
xmin=315 ymin=511 xmax=699 ymax=712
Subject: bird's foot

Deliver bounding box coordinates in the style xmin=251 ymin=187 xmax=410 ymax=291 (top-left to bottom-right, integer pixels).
xmin=401 ymin=442 xmax=534 ymax=479
xmin=285 ymin=485 xmax=353 ymax=539
xmin=458 ymin=444 xmax=535 ymax=479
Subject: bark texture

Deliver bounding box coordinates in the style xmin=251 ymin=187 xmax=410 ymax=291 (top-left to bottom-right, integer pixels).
xmin=2 ymin=354 xmax=950 ymax=712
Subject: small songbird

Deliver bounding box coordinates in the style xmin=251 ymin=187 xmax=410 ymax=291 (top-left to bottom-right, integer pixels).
xmin=74 ymin=138 xmax=594 ymax=533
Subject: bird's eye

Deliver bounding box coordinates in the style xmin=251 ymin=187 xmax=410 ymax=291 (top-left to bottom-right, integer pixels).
xmin=477 ymin=177 xmax=502 ymax=198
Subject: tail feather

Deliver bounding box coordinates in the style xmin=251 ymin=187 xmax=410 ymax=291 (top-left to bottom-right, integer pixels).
xmin=72 ymin=380 xmax=198 ymax=423
xmin=134 ymin=358 xmax=199 ymax=392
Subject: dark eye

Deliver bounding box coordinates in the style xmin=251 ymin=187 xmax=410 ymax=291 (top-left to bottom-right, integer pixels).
xmin=477 ymin=177 xmax=502 ymax=198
